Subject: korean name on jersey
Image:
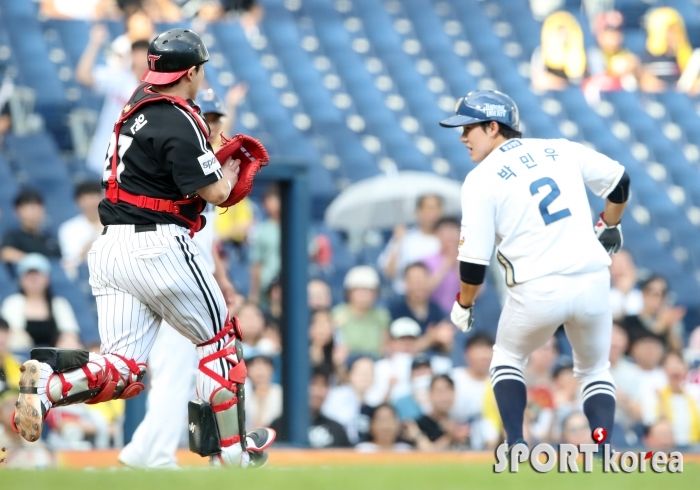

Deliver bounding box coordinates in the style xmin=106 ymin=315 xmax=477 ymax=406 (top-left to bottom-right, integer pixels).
xmin=458 ymin=138 xmax=625 ymax=286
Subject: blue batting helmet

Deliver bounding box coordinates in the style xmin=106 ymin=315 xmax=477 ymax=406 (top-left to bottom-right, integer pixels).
xmin=196 ymin=88 xmax=225 ymax=117
xmin=439 ymin=90 xmax=519 ymax=131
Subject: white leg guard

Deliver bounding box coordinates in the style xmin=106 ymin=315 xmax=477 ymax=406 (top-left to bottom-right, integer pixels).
xmin=12 ymin=348 xmax=147 ymax=443
xmin=34 ymin=349 xmax=147 ymax=407
xmin=189 ymin=316 xmax=275 ymax=467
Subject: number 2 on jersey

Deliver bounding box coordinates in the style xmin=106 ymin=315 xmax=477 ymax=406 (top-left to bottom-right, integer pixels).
xmin=529 ymin=177 xmax=571 ymax=225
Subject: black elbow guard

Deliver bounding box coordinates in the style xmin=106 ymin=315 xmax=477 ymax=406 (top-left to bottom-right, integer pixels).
xmin=460 ymin=261 xmax=487 ymax=285
xmin=607 ymin=171 xmax=630 ymax=204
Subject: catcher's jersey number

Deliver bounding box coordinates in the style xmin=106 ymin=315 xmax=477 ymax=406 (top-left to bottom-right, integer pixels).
xmin=529 ymin=177 xmax=571 ymax=225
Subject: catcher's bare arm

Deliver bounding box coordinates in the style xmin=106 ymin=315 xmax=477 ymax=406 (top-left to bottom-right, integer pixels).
xmin=198 ymin=158 xmax=240 ymax=205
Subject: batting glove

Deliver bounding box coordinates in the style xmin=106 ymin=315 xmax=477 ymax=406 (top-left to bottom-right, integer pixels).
xmin=450 ymin=294 xmax=474 ymax=332
xmin=594 ymin=213 xmax=623 ymax=254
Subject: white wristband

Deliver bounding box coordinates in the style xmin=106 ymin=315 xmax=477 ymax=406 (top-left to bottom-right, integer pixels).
xmin=226 ymin=179 xmax=232 ymax=196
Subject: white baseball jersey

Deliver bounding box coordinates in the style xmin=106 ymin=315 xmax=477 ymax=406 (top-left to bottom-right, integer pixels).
xmin=458 ymin=138 xmax=625 ymax=286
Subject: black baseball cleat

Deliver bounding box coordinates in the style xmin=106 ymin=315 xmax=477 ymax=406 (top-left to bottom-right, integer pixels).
xmin=247 ymin=450 xmax=269 ymax=469
xmin=246 ymin=428 xmax=276 ymax=452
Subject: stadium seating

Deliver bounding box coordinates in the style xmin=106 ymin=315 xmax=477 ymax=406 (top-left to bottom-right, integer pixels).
xmin=1 ymin=0 xmax=700 ymax=340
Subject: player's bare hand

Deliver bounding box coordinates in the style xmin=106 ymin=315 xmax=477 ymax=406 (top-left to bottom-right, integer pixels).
xmin=222 ymin=157 xmax=241 ymax=187
xmin=90 ymin=24 xmax=109 ymax=46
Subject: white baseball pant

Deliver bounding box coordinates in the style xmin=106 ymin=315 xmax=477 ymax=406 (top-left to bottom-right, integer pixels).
xmin=491 ymin=268 xmax=614 ymax=389
xmin=87 ymin=224 xmax=237 ymax=459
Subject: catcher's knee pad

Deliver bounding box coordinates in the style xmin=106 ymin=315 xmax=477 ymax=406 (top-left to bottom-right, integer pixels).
xmin=31 ymin=348 xmax=147 ymax=407
xmin=190 ymin=316 xmax=247 ymax=460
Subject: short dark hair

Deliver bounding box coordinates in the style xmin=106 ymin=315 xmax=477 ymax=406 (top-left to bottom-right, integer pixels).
xmin=480 ymin=121 xmax=523 ymax=139
xmin=263 ymin=184 xmax=280 ymax=200
xmin=14 ymin=188 xmax=44 ymax=207
xmin=74 ymin=181 xmax=103 ymax=200
xmin=416 ymin=194 xmax=443 ymax=210
xmin=404 ymin=261 xmax=429 ymax=278
xmin=430 ymin=374 xmax=455 ymax=390
xmin=152 ymin=63 xmax=204 ymax=90
xmin=311 ymin=366 xmax=331 ymax=385
xmin=310 ymin=308 xmax=332 ymax=320
xmin=630 ymin=332 xmax=663 ymax=349
xmin=641 ymin=275 xmax=667 ymax=295
xmin=0 ymin=316 xmax=8 ymax=331
xmin=370 ymin=403 xmax=398 ymax=420
xmin=347 ymin=354 xmax=375 ymax=371
xmin=434 ymin=216 xmax=460 ymax=232
xmin=247 ymin=355 xmax=274 ymax=367
xmin=131 ymin=39 xmax=150 ymax=51
xmin=552 ymin=363 xmax=574 ymax=380
xmin=661 ymin=350 xmax=685 ymax=367
xmin=465 ymin=332 xmax=495 ymax=350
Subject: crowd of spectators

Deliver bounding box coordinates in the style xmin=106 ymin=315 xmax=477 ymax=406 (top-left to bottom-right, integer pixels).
xmin=531 ymin=5 xmax=700 ymax=99
xmin=2 ymin=178 xmax=700 ymax=455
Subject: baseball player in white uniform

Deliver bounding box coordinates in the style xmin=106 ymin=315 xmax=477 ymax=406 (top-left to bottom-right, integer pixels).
xmin=441 ymin=90 xmax=630 ymax=449
xmin=12 ymin=29 xmax=275 ymax=468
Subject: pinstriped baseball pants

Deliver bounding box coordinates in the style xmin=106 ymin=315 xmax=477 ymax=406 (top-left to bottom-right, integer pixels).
xmin=87 ymin=223 xmax=229 ymax=403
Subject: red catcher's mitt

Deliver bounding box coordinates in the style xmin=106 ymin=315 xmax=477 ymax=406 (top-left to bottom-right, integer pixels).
xmin=215 ymin=134 xmax=270 ymax=208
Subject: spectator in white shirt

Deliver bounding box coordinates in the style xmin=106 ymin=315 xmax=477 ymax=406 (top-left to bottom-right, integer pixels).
xmin=1 ymin=254 xmax=81 ymax=351
xmin=355 ymin=404 xmax=412 ymax=453
xmin=631 ymin=334 xmax=668 ymax=416
xmin=449 ymin=333 xmax=499 ymax=449
xmin=321 ymin=356 xmax=375 ymax=444
xmin=59 ymin=182 xmax=104 ymax=280
xmin=245 ymin=355 xmax=282 ymax=429
xmin=365 ymin=317 xmax=422 ymax=407
xmin=378 ymin=195 xmax=442 ymax=295
xmin=75 ymin=25 xmax=149 ymax=175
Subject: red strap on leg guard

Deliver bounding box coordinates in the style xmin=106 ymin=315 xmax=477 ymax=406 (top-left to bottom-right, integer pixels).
xmin=57 ymin=372 xmax=72 ymax=399
xmin=85 ymin=357 xmax=147 ymax=404
xmin=197 ymin=314 xmax=243 ymax=347
xmin=198 ymin=348 xmax=247 ymax=391
xmin=220 ymin=435 xmax=241 ymax=447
